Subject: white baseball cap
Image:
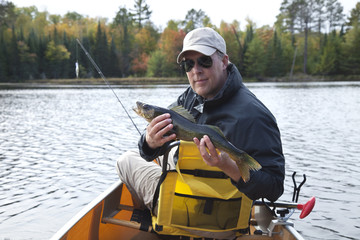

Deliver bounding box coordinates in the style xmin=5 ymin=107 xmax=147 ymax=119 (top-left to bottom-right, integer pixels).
xmin=177 ymin=27 xmax=226 ymax=63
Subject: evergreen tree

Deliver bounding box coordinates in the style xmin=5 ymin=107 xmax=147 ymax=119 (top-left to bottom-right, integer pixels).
xmin=8 ymin=26 xmax=20 ymax=81
xmin=316 ymin=31 xmax=342 ymax=74
xmin=0 ymin=30 xmax=8 ymax=80
xmin=341 ymin=22 xmax=360 ymax=74
xmin=131 ymin=0 xmax=151 ymax=29
xmin=241 ymin=20 xmax=255 ymax=75
xmin=314 ymin=0 xmax=326 ymax=33
xmin=244 ymin=35 xmax=266 ymax=78
xmin=265 ymin=30 xmax=286 ymax=77
xmin=27 ymin=28 xmax=39 ymax=78
xmin=0 ymin=0 xmax=16 ymax=28
xmin=37 ymin=35 xmax=48 ymax=79
xmin=78 ymin=36 xmax=94 ymax=78
xmin=109 ymin=38 xmax=120 ymax=77
xmin=182 ymin=9 xmax=209 ymax=33
xmin=0 ymin=0 xmax=358 ymax=80
xmin=277 ymin=0 xmax=299 ymax=45
xmin=94 ymin=22 xmax=109 ymax=76
xmin=61 ymin=31 xmax=71 ymax=79
xmin=278 ymin=0 xmax=345 ymax=74
xmin=325 ymin=0 xmax=345 ymax=32
xmin=114 ymin=7 xmax=134 ymax=77
xmin=17 ymin=40 xmax=36 ymax=79
xmin=346 ymin=2 xmax=360 ymax=27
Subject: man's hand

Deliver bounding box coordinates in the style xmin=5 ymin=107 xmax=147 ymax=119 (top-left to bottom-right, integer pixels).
xmin=193 ymin=135 xmax=241 ymax=182
xmin=145 ymin=113 xmax=176 ymax=149
xmin=193 ymin=135 xmax=224 ymax=168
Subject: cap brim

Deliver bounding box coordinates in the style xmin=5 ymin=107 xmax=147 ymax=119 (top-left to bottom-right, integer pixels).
xmin=177 ymin=45 xmax=217 ymax=63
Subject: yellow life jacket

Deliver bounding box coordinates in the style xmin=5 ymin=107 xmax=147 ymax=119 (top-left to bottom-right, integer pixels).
xmin=151 ymin=140 xmax=253 ymax=238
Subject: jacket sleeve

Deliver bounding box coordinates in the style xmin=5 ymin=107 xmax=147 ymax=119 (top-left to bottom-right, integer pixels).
xmin=232 ymin=168 xmax=284 ymax=202
xmin=231 ymin=107 xmax=285 ymax=202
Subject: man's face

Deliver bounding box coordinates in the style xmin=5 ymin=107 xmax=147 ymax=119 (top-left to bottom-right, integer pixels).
xmin=183 ymin=51 xmax=228 ymax=99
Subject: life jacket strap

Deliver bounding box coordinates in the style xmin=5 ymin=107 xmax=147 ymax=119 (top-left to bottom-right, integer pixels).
xmin=180 ymin=169 xmax=229 ymax=179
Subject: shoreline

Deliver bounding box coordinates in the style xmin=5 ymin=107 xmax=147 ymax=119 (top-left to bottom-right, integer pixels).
xmin=0 ymin=75 xmax=359 ymax=88
xmin=22 ymin=77 xmax=189 ymax=85
xmin=0 ymin=77 xmax=189 ymax=89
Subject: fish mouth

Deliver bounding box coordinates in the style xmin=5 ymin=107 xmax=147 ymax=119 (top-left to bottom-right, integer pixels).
xmin=133 ymin=101 xmax=145 ymax=115
xmin=136 ymin=101 xmax=145 ymax=109
xmin=133 ymin=101 xmax=155 ymax=122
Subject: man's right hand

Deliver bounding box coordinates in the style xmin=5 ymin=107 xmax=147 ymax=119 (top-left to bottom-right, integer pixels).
xmin=145 ymin=113 xmax=176 ymax=149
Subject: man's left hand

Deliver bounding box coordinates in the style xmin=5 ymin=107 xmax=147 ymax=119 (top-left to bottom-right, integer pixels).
xmin=193 ymin=135 xmax=242 ymax=182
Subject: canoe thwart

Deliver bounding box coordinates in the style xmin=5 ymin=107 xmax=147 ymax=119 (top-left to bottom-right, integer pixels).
xmin=117 ymin=204 xmax=135 ymax=211
xmin=102 ymin=208 xmax=153 ymax=233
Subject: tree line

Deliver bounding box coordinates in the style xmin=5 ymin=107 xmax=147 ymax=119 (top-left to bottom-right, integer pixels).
xmin=0 ymin=0 xmax=359 ymax=82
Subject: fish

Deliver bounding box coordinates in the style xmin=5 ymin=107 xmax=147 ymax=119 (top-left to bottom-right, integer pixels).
xmin=133 ymin=101 xmax=261 ymax=182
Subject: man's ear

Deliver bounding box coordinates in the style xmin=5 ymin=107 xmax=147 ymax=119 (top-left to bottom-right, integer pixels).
xmin=222 ymin=55 xmax=229 ymax=70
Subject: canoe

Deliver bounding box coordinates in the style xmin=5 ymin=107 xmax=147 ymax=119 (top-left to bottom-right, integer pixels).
xmin=51 ymin=180 xmax=310 ymax=240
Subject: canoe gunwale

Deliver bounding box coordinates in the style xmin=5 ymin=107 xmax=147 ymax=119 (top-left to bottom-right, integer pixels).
xmin=50 ymin=180 xmax=123 ymax=240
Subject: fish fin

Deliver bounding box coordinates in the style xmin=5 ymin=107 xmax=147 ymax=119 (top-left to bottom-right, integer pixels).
xmin=170 ymin=105 xmax=196 ymax=123
xmin=238 ymin=165 xmax=251 ymax=183
xmin=230 ymin=153 xmax=262 ymax=182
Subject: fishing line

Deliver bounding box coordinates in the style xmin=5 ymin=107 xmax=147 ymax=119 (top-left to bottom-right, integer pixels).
xmin=76 ymin=38 xmax=141 ymax=135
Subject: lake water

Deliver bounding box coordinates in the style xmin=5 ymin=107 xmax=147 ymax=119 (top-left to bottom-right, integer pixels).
xmin=0 ymin=82 xmax=359 ymax=240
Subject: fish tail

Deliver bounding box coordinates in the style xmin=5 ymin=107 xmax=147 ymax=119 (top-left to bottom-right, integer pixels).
xmin=230 ymin=153 xmax=261 ymax=182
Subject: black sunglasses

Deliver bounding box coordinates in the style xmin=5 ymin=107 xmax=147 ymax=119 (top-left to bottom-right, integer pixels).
xmin=180 ymin=55 xmax=213 ymax=72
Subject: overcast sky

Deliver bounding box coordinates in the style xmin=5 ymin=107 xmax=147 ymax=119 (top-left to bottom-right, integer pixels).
xmin=10 ymin=0 xmax=357 ymax=29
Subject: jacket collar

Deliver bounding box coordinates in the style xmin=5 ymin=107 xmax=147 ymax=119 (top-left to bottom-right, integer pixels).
xmin=194 ymin=63 xmax=243 ymax=108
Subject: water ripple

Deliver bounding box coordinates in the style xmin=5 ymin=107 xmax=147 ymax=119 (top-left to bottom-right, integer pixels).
xmin=1 ymin=84 xmax=359 ymax=239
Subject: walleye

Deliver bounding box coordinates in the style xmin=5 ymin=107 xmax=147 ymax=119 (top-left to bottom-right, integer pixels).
xmin=133 ymin=101 xmax=261 ymax=182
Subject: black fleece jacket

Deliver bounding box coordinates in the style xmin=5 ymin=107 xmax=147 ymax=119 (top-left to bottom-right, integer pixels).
xmin=138 ymin=63 xmax=285 ymax=202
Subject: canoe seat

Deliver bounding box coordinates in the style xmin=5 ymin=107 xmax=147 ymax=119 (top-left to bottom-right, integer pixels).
xmin=102 ymin=202 xmax=153 ymax=232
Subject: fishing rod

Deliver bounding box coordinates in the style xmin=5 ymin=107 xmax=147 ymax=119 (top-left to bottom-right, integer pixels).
xmin=76 ymin=38 xmax=141 ymax=135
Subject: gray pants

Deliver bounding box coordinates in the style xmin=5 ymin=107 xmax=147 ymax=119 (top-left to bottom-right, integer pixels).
xmin=116 ymin=149 xmax=176 ymax=211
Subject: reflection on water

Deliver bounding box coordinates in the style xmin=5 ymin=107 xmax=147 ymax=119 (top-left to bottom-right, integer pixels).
xmin=0 ymin=82 xmax=359 ymax=239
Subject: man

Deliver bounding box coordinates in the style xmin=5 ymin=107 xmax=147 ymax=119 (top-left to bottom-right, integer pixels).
xmin=117 ymin=27 xmax=285 ymax=213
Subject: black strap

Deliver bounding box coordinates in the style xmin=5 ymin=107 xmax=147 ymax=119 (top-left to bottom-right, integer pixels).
xmin=152 ymin=170 xmax=177 ymax=215
xmin=152 ymin=171 xmax=166 ymax=215
xmin=174 ymin=192 xmax=242 ymax=202
xmin=180 ymin=169 xmax=229 ymax=179
xmin=130 ymin=209 xmax=152 ymax=232
xmin=203 ymin=199 xmax=213 ymax=215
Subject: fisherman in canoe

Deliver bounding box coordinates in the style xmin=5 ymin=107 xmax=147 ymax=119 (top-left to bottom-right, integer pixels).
xmin=116 ymin=27 xmax=285 ymax=237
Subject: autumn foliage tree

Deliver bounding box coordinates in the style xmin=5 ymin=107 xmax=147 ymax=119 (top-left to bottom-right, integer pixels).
xmin=45 ymin=40 xmax=70 ymax=78
xmin=0 ymin=0 xmax=359 ymax=81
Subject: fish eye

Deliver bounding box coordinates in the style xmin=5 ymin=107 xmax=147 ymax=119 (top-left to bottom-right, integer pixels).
xmin=143 ymin=104 xmax=150 ymax=110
